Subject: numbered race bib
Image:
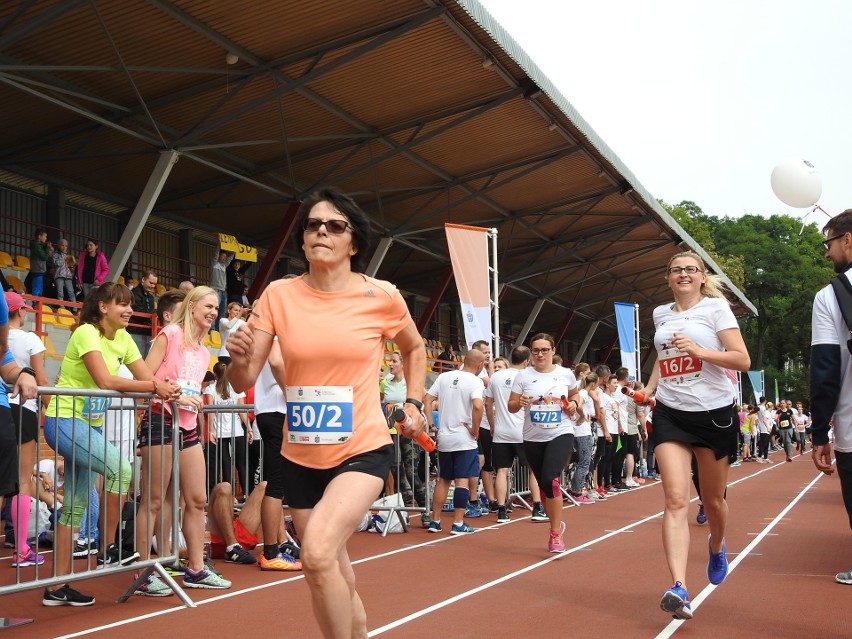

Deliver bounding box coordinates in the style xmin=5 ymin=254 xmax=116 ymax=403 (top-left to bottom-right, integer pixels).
xmin=82 ymin=396 xmax=111 ymax=422
xmin=285 ymin=386 xmax=353 ymax=444
xmin=177 ymin=378 xmax=201 ymax=413
xmin=530 ymin=402 xmax=561 ymax=429
xmin=779 ymin=419 xmax=790 ymax=428
xmin=659 ymin=348 xmax=702 ymax=384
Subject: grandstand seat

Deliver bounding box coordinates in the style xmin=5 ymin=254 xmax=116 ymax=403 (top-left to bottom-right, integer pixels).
xmin=41 ymin=334 xmax=63 ymax=361
xmin=155 ymin=283 xmax=166 ymax=296
xmin=40 ymin=306 xmax=57 ymax=324
xmin=209 ymin=354 xmax=218 ymax=371
xmin=5 ymin=275 xmax=23 ymax=293
xmin=0 ymin=251 xmax=12 ymax=269
xmin=206 ymin=330 xmax=222 ymax=350
xmin=117 ymin=276 xmax=125 ymax=285
xmin=55 ymin=308 xmax=76 ymax=327
xmin=12 ymin=255 xmax=29 ymax=272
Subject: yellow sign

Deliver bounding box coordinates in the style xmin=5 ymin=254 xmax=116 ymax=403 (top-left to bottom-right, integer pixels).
xmin=218 ymin=233 xmax=258 ymax=262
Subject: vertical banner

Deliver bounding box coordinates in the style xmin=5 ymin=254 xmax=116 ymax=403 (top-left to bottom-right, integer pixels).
xmin=613 ymin=302 xmax=637 ymax=381
xmin=445 ymin=224 xmax=490 ymax=351
xmin=746 ymin=370 xmax=763 ymax=405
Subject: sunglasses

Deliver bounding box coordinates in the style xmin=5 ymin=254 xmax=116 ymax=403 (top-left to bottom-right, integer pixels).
xmin=303 ymin=217 xmax=353 ymax=234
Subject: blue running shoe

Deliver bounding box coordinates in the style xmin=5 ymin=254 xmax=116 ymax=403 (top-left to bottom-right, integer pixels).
xmin=660 ymin=581 xmax=692 ymax=620
xmin=464 ymin=504 xmax=482 ymax=518
xmin=696 ymin=504 xmax=707 ymax=525
xmin=450 ymin=522 xmax=476 ymax=535
xmin=707 ymin=536 xmax=728 ymax=585
xmin=427 ymin=521 xmax=442 ymax=533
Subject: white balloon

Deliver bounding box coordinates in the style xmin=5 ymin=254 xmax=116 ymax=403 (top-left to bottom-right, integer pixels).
xmin=770 ymin=157 xmax=822 ymax=208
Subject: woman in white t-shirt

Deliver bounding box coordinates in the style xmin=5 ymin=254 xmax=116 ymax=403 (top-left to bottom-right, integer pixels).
xmin=641 ymin=252 xmax=751 ymax=621
xmin=205 ymin=362 xmax=250 ymax=496
xmin=508 ymin=333 xmax=582 ymax=553
xmin=5 ymin=291 xmax=49 ymax=567
xmin=217 ymin=302 xmax=245 ymax=364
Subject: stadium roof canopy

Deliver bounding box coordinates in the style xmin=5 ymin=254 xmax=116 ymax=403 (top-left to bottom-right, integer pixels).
xmin=0 ymin=0 xmax=756 ymax=355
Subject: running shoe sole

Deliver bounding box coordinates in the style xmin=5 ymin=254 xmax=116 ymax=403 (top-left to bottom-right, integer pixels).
xmin=660 ymin=591 xmax=692 ymax=620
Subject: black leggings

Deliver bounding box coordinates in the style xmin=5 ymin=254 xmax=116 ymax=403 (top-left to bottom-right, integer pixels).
xmin=596 ymin=436 xmax=616 ymax=487
xmin=524 ymin=433 xmax=574 ymax=500
xmin=758 ymin=433 xmax=770 ymax=459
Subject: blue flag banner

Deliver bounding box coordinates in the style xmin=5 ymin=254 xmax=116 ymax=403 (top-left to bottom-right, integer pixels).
xmin=746 ymin=370 xmax=763 ymax=405
xmin=614 ymin=302 xmax=637 ymax=381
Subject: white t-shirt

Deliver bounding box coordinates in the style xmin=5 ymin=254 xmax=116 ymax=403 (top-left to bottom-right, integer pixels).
xmin=7 ymin=328 xmax=45 ymax=413
xmin=253 ymin=360 xmax=286 ymax=415
xmin=615 ymin=386 xmax=629 ymax=433
xmin=104 ymin=365 xmax=136 ymax=460
xmin=600 ymin=391 xmax=621 ymax=436
xmin=510 ymin=365 xmax=578 ymax=442
xmin=573 ymin=388 xmax=593 ymax=438
xmin=757 ymin=405 xmax=771 ymax=434
xmin=204 ymin=384 xmax=246 ymax=439
xmin=218 ymin=316 xmax=245 ymax=358
xmin=427 ymin=369 xmax=484 ymax=452
xmin=652 ymin=296 xmax=740 ymax=412
xmin=37 ymin=458 xmax=64 ymax=491
xmin=811 ymin=275 xmax=852 ymax=453
xmin=484 ymin=368 xmax=525 ymax=443
xmin=794 ymin=412 xmax=808 ymax=431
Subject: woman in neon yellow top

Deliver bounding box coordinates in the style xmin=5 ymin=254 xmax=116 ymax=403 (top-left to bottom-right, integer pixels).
xmin=42 ymin=283 xmax=179 ymax=608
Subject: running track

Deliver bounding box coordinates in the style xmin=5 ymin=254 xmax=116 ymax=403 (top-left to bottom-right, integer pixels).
xmin=3 ymin=448 xmax=850 ymax=638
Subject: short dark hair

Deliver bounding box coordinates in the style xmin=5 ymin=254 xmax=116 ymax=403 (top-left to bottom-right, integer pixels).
xmin=295 ymin=188 xmax=373 ymax=273
xmin=510 ymin=345 xmax=531 ymax=365
xmin=595 ymin=364 xmax=611 ymax=379
xmin=615 ymin=366 xmax=629 ymax=381
xmin=824 ymin=209 xmax=852 ymax=237
xmin=157 ymin=290 xmax=186 ymax=324
xmin=529 ymin=333 xmax=555 ymax=348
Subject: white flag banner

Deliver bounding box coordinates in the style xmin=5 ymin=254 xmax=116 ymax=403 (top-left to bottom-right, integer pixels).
xmin=445 ymin=223 xmax=490 ymax=350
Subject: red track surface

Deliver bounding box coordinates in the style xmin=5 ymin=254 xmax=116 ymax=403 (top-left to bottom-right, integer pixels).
xmin=3 ymin=448 xmax=851 ymax=638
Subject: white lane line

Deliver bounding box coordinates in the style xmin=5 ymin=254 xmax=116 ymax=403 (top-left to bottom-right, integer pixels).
xmin=654 ymin=469 xmax=826 ymax=639
xmin=54 ymin=461 xmax=788 ymax=639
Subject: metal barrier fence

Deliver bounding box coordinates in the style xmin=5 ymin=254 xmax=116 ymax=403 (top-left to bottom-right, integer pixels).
xmin=0 ymin=386 xmax=194 ymax=620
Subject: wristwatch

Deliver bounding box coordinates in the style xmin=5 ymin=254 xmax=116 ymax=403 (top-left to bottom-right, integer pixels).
xmin=404 ymin=398 xmax=424 ymax=410
xmin=19 ymin=366 xmax=36 ymax=378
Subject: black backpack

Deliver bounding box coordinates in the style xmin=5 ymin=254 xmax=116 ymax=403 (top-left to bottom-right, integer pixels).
xmin=830 ymin=275 xmax=852 ymax=355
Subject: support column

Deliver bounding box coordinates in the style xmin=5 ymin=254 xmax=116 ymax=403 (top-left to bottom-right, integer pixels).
xmin=247 ymin=202 xmax=300 ymax=300
xmin=46 ymin=185 xmax=65 ymax=241
xmin=512 ymin=298 xmax=546 ymax=350
xmin=179 ymin=228 xmax=194 ymax=283
xmin=416 ymin=266 xmax=453 ymax=334
xmin=575 ymin=320 xmax=600 ymax=362
xmin=553 ymin=310 xmax=574 ymax=347
xmin=108 ymin=150 xmax=179 ymax=281
xmin=600 ymin=333 xmax=619 ymax=364
xmin=366 ymin=236 xmax=393 ymax=278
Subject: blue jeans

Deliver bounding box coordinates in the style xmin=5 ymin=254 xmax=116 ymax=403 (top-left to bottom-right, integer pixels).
xmin=215 ymin=289 xmax=227 ymax=329
xmin=55 ymin=277 xmax=76 ymax=304
xmin=43 ymin=417 xmax=132 ymax=529
xmin=30 ymin=273 xmax=44 ymax=297
xmin=570 ymin=435 xmax=594 ymax=493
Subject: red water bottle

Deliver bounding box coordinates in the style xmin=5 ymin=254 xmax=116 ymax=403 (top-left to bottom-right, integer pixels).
xmin=392 ymin=409 xmax=436 ymax=452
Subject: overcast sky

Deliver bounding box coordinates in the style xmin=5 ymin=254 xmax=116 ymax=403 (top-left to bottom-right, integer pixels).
xmin=478 ymin=0 xmax=850 ymax=225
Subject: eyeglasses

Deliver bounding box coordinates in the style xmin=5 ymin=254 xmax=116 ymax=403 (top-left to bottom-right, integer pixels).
xmin=668 ymin=266 xmax=704 ymax=275
xmin=303 ymin=217 xmax=353 ymax=234
xmin=823 ymin=233 xmax=846 ymax=250
xmin=531 ymin=347 xmax=552 ymax=354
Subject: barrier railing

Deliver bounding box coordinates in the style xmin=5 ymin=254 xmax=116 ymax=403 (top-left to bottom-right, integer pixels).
xmin=1 ymin=387 xmax=195 ymax=616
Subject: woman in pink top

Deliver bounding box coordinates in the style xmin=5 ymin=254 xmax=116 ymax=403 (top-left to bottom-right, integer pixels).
xmin=134 ymin=285 xmax=231 ymax=595
xmin=77 ymin=239 xmax=109 ymax=298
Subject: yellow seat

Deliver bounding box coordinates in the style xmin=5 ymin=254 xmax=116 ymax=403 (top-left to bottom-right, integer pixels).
xmin=55 ymin=308 xmax=76 ymax=327
xmin=0 ymin=251 xmax=12 ymax=268
xmin=209 ymin=354 xmax=218 ymax=371
xmin=12 ymin=255 xmax=29 ymax=272
xmin=155 ymin=283 xmax=166 ymax=296
xmin=41 ymin=334 xmax=63 ymax=361
xmin=5 ymin=275 xmax=23 ymax=292
xmin=206 ymin=330 xmax=222 ymax=350
xmin=41 ymin=305 xmax=57 ymax=324
xmin=117 ymin=276 xmax=125 ymax=285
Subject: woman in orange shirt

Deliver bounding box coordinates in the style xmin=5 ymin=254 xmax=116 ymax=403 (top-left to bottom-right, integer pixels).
xmin=228 ymin=188 xmax=427 ymax=638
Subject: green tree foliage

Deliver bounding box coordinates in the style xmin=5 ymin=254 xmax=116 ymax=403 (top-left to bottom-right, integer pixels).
xmin=659 ymin=200 xmax=833 ymax=402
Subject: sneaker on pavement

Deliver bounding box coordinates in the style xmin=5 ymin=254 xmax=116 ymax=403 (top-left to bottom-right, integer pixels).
xmin=11 ymin=548 xmax=45 ymax=567
xmin=730 ymin=460 xmax=741 ymax=467
xmin=135 ymin=573 xmax=173 ymax=597
xmin=43 ymin=584 xmax=95 ymax=607
xmin=496 ymin=507 xmax=510 ymax=523
xmin=589 ymin=490 xmax=607 ymax=501
xmin=72 ymin=540 xmax=98 ymax=558
xmin=224 ymin=544 xmax=257 ymax=564
xmin=696 ymin=504 xmax=707 ymax=525
xmin=164 ymin=559 xmax=187 ymax=576
xmin=450 ymin=522 xmax=476 ymax=535
xmin=530 ymin=506 xmax=548 ymax=522
xmin=427 ymin=521 xmax=443 ymax=533
xmin=420 ymin=513 xmax=432 ymax=529
xmin=624 ymin=478 xmax=639 ymax=488
xmin=660 ymin=581 xmax=692 ymax=620
xmin=101 ymin=543 xmax=140 ymax=567
xmin=594 ymin=487 xmax=608 ymax=500
xmin=489 ymin=501 xmax=500 ymax=513
xmin=548 ymin=521 xmax=567 ymax=553
xmin=835 ymin=569 xmax=852 ymax=585
xmin=634 ymin=477 xmax=646 ymax=485
xmin=573 ymin=493 xmax=596 ymax=505
xmin=464 ymin=504 xmax=482 ymax=518
xmin=614 ymin=482 xmax=633 ymax=491
xmin=183 ymin=567 xmax=231 ymax=589
xmin=707 ymin=536 xmax=728 ymax=585
xmin=259 ymin=553 xmax=302 ymax=571
xmin=786 ymin=456 xmax=792 ymax=462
